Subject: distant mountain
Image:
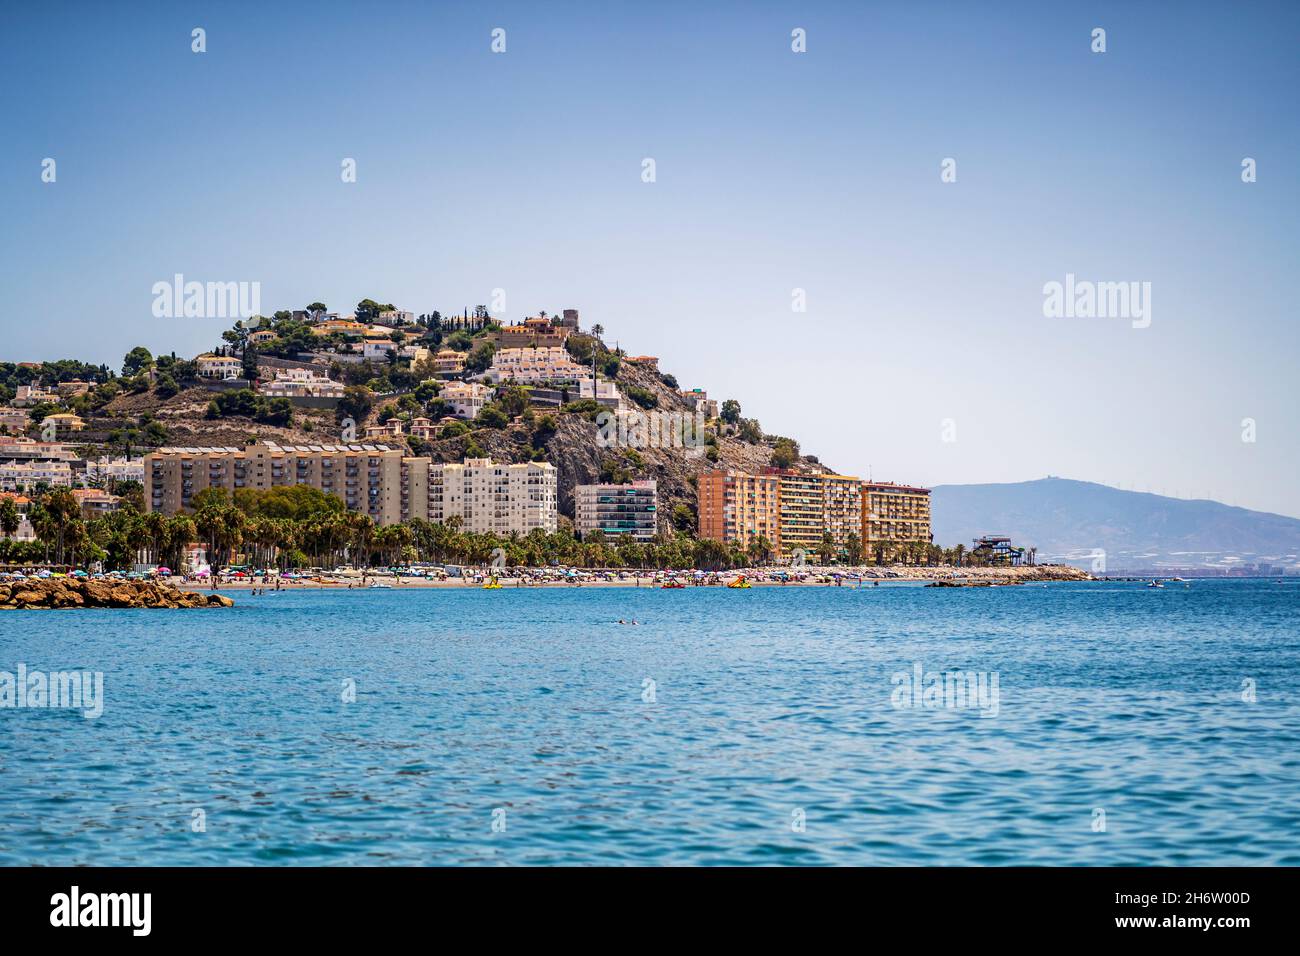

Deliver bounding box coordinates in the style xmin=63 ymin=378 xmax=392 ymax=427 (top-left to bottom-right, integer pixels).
xmin=930 ymin=478 xmax=1300 ymax=571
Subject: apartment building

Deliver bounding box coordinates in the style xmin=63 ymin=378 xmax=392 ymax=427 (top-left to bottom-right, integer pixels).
xmin=399 ymin=458 xmax=557 ymax=535
xmin=261 ymin=368 xmax=345 ymax=399
xmin=862 ymin=482 xmax=932 ymax=546
xmin=145 ymin=443 xmax=557 ymax=533
xmin=0 ymin=460 xmax=73 ymax=490
xmin=146 ymin=442 xmax=407 ymax=523
xmin=488 ymin=346 xmax=588 ymax=384
xmin=773 ymin=471 xmax=863 ymax=558
xmin=697 ymin=470 xmax=782 ymax=553
xmin=697 ymin=468 xmax=864 ymax=559
xmin=84 ymin=456 xmax=146 ymax=483
xmin=574 ymin=481 xmax=658 ymax=542
xmin=0 ymin=437 xmax=74 ymax=462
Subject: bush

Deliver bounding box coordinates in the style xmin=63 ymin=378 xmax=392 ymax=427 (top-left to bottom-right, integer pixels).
xmin=626 ymin=385 xmax=658 ymax=410
xmin=206 ymin=388 xmax=291 ymax=426
xmin=440 ymin=420 xmax=469 ymax=439
xmin=561 ymin=398 xmax=603 ymax=421
xmin=154 ymin=374 xmax=179 ymax=399
xmin=476 ymin=404 xmax=509 ymax=429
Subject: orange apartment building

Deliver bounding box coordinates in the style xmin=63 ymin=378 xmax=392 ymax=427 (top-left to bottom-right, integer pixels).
xmin=861 ymin=482 xmax=932 ymax=547
xmin=698 ymin=469 xmax=929 ymax=560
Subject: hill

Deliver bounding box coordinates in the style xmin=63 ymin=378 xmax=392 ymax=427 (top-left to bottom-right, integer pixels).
xmin=931 ymin=477 xmax=1300 ymax=571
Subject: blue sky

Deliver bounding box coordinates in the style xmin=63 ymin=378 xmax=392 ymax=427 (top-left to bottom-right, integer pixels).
xmin=2 ymin=1 xmax=1297 ymax=515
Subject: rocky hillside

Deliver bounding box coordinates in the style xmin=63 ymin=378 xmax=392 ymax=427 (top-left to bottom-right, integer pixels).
xmin=413 ymin=356 xmax=829 ymax=527
xmin=73 ymin=342 xmax=827 ymax=530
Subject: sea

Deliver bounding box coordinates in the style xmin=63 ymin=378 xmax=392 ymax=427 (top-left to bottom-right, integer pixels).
xmin=1 ymin=579 xmax=1297 ymax=865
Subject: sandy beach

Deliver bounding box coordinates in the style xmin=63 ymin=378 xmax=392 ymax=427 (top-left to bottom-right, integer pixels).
xmin=181 ymin=563 xmax=1091 ymax=591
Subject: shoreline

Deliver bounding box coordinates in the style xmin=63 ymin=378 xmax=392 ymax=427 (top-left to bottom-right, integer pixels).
xmin=185 ymin=564 xmax=1092 ymax=591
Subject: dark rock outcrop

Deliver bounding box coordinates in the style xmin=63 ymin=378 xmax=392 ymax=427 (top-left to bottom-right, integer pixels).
xmin=0 ymin=579 xmax=234 ymax=610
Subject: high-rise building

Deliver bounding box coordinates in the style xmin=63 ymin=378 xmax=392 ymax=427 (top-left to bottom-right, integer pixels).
xmin=696 ymin=470 xmax=781 ymax=553
xmin=146 ymin=441 xmax=406 ymax=522
xmin=574 ymin=481 xmax=658 ymax=542
xmin=145 ymin=443 xmax=557 ymax=534
xmin=772 ymin=470 xmax=862 ymax=558
xmin=699 ymin=468 xmax=922 ymax=561
xmin=401 ymin=458 xmax=557 ymax=535
xmin=862 ymin=482 xmax=932 ymax=548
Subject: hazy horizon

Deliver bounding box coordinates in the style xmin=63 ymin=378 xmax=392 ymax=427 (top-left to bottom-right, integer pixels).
xmin=3 ymin=1 xmax=1297 ymax=516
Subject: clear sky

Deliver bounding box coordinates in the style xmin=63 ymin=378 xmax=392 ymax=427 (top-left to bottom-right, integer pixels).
xmin=3 ymin=1 xmax=1297 ymax=515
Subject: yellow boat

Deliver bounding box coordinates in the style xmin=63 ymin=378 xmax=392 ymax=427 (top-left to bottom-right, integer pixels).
xmin=482 ymin=576 xmax=502 ymax=589
xmin=726 ymin=576 xmax=752 ymax=589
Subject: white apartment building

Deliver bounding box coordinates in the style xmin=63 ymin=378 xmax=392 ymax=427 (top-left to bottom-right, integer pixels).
xmin=488 ymin=346 xmax=588 ymax=384
xmin=261 ymin=368 xmax=346 ymax=399
xmin=84 ymin=456 xmax=146 ymax=483
xmin=403 ymin=458 xmax=557 ymax=535
xmin=574 ymin=480 xmax=658 ymax=542
xmin=441 ymin=382 xmax=492 ymax=419
xmin=0 ymin=460 xmax=73 ymax=490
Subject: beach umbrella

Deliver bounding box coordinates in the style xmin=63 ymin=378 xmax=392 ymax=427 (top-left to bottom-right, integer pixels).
xmin=157 ymin=566 xmax=172 ymax=575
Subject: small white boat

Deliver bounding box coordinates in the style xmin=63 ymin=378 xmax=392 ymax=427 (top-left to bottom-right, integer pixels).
xmin=1147 ymin=579 xmax=1164 ymax=589
xmin=368 ymin=582 xmax=394 ymax=589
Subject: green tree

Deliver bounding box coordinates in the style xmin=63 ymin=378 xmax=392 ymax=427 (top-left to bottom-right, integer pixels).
xmin=122 ymin=346 xmax=154 ymax=377
xmin=337 ymin=385 xmax=375 ymax=427
xmin=154 ymin=373 xmax=180 ymax=399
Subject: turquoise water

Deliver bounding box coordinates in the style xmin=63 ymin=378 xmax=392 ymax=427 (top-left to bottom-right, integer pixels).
xmin=1 ymin=579 xmax=1298 ymax=865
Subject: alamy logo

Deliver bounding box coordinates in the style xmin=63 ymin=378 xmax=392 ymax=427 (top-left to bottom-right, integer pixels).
xmin=151 ymin=273 xmax=261 ymax=319
xmin=595 ymin=409 xmax=705 ymax=455
xmin=1042 ymin=273 xmax=1151 ymax=329
xmin=0 ymin=663 xmax=103 ymax=719
xmin=50 ymin=886 xmax=151 ymax=936
xmin=891 ymin=661 xmax=999 ymax=718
